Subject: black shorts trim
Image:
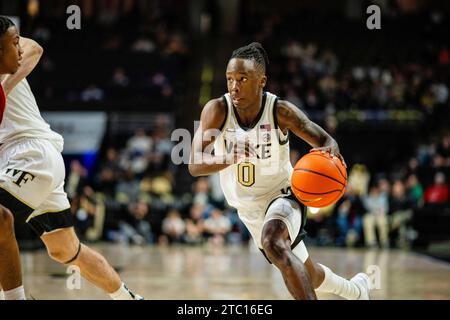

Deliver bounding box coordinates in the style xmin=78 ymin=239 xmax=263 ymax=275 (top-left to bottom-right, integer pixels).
xmin=260 ymin=187 xmax=308 ymax=264
xmin=0 ymin=186 xmax=34 ymax=224
xmin=0 ymin=187 xmax=74 ymax=236
xmin=285 ymin=190 xmax=308 ymax=249
xmin=28 ymin=209 xmax=74 ymax=236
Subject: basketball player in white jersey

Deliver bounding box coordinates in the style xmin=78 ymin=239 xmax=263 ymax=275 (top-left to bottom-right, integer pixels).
xmin=0 ymin=18 xmax=142 ymax=300
xmin=189 ymin=42 xmax=371 ymax=300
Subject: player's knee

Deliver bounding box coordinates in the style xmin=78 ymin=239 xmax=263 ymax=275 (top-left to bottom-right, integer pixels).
xmin=262 ymin=236 xmax=290 ymax=267
xmin=47 ymin=243 xmax=79 ymax=264
xmin=0 ymin=207 xmax=15 ymax=242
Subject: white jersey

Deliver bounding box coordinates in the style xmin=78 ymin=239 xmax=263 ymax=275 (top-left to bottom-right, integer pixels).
xmin=0 ymin=78 xmax=63 ymax=151
xmin=214 ymin=92 xmax=293 ymax=215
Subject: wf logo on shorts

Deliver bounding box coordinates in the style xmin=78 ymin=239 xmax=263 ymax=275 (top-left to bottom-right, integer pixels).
xmin=5 ymin=168 xmax=35 ymax=187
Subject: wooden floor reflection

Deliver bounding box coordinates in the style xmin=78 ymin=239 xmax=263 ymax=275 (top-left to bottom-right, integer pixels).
xmin=19 ymin=243 xmax=450 ymax=300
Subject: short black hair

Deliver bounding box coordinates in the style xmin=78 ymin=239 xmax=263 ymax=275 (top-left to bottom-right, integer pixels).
xmin=0 ymin=16 xmax=15 ymax=38
xmin=230 ymin=42 xmax=269 ymax=73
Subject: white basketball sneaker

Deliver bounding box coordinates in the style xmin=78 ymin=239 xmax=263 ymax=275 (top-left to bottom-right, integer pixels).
xmin=350 ymin=273 xmax=371 ymax=300
xmin=123 ymin=284 xmax=144 ymax=300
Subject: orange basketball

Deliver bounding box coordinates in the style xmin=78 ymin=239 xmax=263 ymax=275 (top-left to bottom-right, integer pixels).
xmin=291 ymin=151 xmax=347 ymax=208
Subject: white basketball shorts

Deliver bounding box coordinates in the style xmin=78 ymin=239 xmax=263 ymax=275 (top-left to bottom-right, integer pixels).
xmin=238 ymin=190 xmax=309 ymax=263
xmin=0 ymin=138 xmax=73 ymax=236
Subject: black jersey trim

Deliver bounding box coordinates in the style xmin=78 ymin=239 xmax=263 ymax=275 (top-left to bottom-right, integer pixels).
xmin=232 ymin=92 xmax=267 ymax=132
xmin=273 ymin=97 xmax=289 ymax=145
xmin=218 ymin=95 xmax=229 ymax=132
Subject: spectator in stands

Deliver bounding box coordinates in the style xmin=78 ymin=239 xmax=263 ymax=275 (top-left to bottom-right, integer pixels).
xmin=127 ymin=129 xmax=153 ymax=155
xmin=165 ymin=34 xmax=188 ymax=56
xmin=378 ymin=177 xmax=391 ymax=197
xmin=131 ymin=34 xmax=156 ymax=53
xmin=115 ymin=200 xmax=153 ymax=245
xmin=389 ymin=180 xmax=413 ymax=248
xmin=363 ymin=184 xmax=390 ymax=248
xmin=80 ymin=83 xmax=105 ymax=102
xmin=161 ymin=209 xmax=186 ymax=244
xmin=101 ymin=147 xmax=122 ymax=174
xmin=66 ymin=160 xmax=88 ymax=201
xmin=95 ymin=166 xmax=118 ymax=200
xmin=424 ymin=172 xmax=449 ymax=205
xmin=406 ymin=174 xmax=424 ymax=208
xmin=406 ymin=157 xmax=420 ymax=176
xmin=73 ymin=186 xmax=102 ymax=241
xmin=150 ymin=71 xmax=173 ymax=99
xmin=203 ymin=208 xmax=231 ymax=246
xmin=148 ymin=126 xmax=173 ymax=173
xmin=123 ymin=128 xmax=153 ymax=176
xmin=436 ymin=134 xmax=450 ymax=165
xmin=111 ymin=67 xmax=130 ymax=88
xmin=191 ymin=177 xmax=211 ymax=206
xmin=348 ymin=164 xmax=370 ymax=196
xmin=184 ymin=204 xmax=205 ymax=245
xmin=335 ymin=185 xmax=364 ymax=247
xmin=116 ymin=168 xmax=141 ymax=204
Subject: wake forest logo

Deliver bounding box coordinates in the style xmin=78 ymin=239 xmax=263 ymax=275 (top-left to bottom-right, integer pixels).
xmin=224 ymin=124 xmax=273 ymax=160
xmin=5 ymin=168 xmax=36 ymax=187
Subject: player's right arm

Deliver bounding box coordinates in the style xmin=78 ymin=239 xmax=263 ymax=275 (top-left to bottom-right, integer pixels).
xmin=188 ymin=98 xmax=231 ymax=177
xmin=0 ymin=37 xmax=43 ymax=95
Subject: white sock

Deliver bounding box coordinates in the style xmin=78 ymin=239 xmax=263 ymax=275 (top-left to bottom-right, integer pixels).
xmin=4 ymin=286 xmax=26 ymax=300
xmin=109 ymin=283 xmax=136 ymax=300
xmin=0 ymin=290 xmax=5 ymax=300
xmin=316 ymin=264 xmax=360 ymax=300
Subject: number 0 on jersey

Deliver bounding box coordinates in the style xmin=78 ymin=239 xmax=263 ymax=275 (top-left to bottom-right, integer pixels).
xmin=237 ymin=162 xmax=255 ymax=187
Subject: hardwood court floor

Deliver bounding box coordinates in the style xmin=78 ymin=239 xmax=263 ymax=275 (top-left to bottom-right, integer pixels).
xmin=18 ymin=243 xmax=450 ymax=300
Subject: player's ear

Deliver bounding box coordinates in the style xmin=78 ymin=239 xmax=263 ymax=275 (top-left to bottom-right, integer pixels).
xmin=260 ymin=75 xmax=267 ymax=89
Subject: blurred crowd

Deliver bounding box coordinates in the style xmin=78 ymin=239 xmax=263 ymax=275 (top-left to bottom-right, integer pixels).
xmin=237 ymin=2 xmax=450 ymax=117
xmin=268 ymin=40 xmax=449 ymax=114
xmin=24 ymin=0 xmax=189 ymax=107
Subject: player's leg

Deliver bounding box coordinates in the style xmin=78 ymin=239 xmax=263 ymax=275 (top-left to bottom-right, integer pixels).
xmin=0 ymin=139 xmax=59 ymax=300
xmin=302 ymin=252 xmax=370 ymax=300
xmin=261 ymin=197 xmax=371 ymax=300
xmin=39 ymin=226 xmax=140 ymax=299
xmin=33 ymin=140 xmax=142 ymax=299
xmin=261 ymin=219 xmax=317 ymax=299
xmin=0 ymin=204 xmax=26 ymax=300
xmin=30 ymin=177 xmax=143 ymax=300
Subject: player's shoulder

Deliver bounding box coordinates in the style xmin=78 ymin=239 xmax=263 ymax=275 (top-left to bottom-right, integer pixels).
xmin=274 ymin=99 xmax=295 ymax=122
xmin=202 ymin=97 xmax=227 ymax=114
xmin=274 ymin=98 xmax=308 ymax=132
xmin=200 ymin=97 xmax=228 ymax=129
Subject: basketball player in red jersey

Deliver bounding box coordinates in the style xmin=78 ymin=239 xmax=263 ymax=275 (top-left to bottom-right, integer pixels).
xmin=0 ymin=15 xmax=23 ymax=301
xmin=189 ymin=42 xmax=372 ymax=300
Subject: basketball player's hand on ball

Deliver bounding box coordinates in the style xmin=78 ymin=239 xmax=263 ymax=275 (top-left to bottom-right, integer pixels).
xmin=310 ymin=143 xmax=347 ymax=168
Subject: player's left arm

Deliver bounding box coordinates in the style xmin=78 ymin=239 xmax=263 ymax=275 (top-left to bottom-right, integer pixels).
xmin=276 ymin=99 xmax=346 ymax=166
xmin=0 ymin=37 xmax=43 ymax=95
